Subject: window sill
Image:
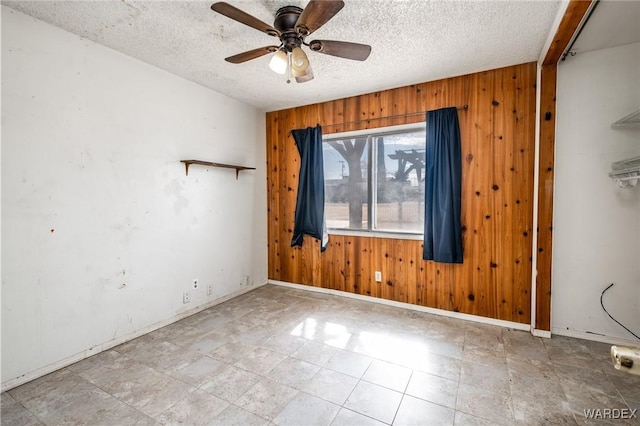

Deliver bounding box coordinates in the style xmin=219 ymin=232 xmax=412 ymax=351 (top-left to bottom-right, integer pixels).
xmin=328 ymin=229 xmax=424 ymax=241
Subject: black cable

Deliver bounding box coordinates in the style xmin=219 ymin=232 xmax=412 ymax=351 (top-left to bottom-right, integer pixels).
xmin=600 ymin=283 xmax=640 ymax=340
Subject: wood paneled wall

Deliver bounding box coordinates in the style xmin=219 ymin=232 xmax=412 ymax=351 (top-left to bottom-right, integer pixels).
xmin=267 ymin=62 xmax=537 ymax=324
xmin=535 ymin=63 xmax=558 ymax=331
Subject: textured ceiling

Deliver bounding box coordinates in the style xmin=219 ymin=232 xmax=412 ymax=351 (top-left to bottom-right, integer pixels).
xmin=2 ymin=0 xmax=562 ymax=111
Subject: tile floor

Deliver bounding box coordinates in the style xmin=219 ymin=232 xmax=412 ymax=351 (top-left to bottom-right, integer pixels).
xmin=2 ymin=284 xmax=639 ymax=425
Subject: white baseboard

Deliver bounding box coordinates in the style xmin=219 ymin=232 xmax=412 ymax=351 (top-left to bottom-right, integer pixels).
xmin=532 ymin=329 xmax=552 ymax=338
xmin=1 ymin=283 xmax=267 ymax=392
xmin=269 ymin=280 xmax=531 ymax=332
xmin=551 ymin=327 xmax=640 ymax=346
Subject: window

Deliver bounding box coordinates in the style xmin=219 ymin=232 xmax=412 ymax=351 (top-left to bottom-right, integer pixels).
xmin=323 ymin=124 xmax=426 ymax=234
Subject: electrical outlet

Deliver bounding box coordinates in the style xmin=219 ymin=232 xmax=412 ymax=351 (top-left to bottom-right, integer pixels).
xmin=375 ymin=271 xmax=382 ymax=282
xmin=183 ymin=291 xmax=191 ymax=304
xmin=192 ymin=278 xmax=199 ymax=290
xmin=207 ymin=285 xmax=213 ymax=296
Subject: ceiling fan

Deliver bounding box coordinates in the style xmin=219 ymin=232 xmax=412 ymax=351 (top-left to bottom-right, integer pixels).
xmin=210 ymin=1 xmax=372 ymax=83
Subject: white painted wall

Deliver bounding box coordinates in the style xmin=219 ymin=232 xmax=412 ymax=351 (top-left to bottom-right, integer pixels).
xmin=1 ymin=7 xmax=267 ymax=387
xmin=553 ymin=42 xmax=640 ymax=343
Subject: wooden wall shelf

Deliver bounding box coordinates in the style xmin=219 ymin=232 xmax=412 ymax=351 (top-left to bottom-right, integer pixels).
xmin=180 ymin=160 xmax=255 ymax=179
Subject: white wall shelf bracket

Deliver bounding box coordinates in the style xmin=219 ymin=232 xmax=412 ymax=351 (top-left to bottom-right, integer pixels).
xmin=611 ymin=110 xmax=640 ymax=128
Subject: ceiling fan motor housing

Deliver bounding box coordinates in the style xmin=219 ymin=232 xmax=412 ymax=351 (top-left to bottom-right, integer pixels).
xmin=275 ymin=6 xmax=304 ymax=51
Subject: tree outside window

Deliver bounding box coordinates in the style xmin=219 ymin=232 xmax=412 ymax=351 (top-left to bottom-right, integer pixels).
xmin=323 ymin=125 xmax=426 ymax=233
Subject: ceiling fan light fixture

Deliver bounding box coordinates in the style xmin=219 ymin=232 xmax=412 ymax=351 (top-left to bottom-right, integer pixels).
xmin=295 ymin=66 xmax=314 ymax=83
xmin=291 ymin=58 xmax=311 ymax=78
xmin=291 ymin=46 xmax=310 ymax=72
xmin=269 ymin=49 xmax=288 ymax=74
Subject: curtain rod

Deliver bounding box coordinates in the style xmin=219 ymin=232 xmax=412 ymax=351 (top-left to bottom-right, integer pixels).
xmin=318 ymin=105 xmax=468 ymax=130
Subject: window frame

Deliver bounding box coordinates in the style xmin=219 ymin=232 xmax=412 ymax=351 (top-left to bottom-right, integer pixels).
xmin=322 ymin=122 xmax=426 ymax=240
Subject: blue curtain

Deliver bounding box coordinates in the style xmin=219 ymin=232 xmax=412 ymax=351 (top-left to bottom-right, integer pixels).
xmin=423 ymin=107 xmax=463 ymax=263
xmin=291 ymin=125 xmax=328 ymax=252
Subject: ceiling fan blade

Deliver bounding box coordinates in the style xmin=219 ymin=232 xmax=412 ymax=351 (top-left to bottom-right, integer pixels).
xmin=308 ymin=40 xmax=371 ymax=61
xmin=211 ymin=2 xmax=279 ymax=37
xmin=225 ymin=46 xmax=279 ymax=64
xmin=295 ymin=0 xmax=345 ymax=36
